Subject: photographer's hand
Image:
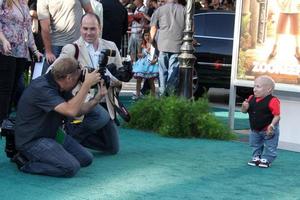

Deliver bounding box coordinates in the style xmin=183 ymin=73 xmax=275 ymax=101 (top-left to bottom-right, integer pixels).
xmin=82 ymin=69 xmax=101 ymax=88
xmin=94 ymin=80 xmax=107 ymax=102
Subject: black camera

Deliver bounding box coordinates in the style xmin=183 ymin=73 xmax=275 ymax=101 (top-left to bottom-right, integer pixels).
xmin=80 ymin=49 xmax=116 ymax=88
xmin=1 ymin=117 xmax=17 ymax=158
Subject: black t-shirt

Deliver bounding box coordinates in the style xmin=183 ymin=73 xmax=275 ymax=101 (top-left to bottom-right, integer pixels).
xmin=101 ymin=0 xmax=128 ymax=49
xmin=15 ymin=73 xmax=72 ymax=150
xmin=147 ymin=7 xmax=155 ymax=18
xmin=28 ymin=0 xmax=37 ymax=11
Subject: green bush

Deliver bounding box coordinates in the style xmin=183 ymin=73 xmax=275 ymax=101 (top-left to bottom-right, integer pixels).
xmin=124 ymin=96 xmax=236 ymax=140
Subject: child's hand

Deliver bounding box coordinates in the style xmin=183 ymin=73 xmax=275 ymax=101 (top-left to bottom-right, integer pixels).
xmin=137 ymin=52 xmax=143 ymax=58
xmin=150 ymin=58 xmax=157 ymax=65
xmin=266 ymin=124 xmax=275 ymax=135
xmin=241 ymin=99 xmax=249 ymax=110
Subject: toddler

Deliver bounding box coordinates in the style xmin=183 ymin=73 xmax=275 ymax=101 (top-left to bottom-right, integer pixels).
xmin=241 ymin=75 xmax=280 ymax=168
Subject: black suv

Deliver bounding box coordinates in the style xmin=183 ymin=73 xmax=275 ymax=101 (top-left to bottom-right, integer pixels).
xmin=193 ymin=10 xmax=251 ymax=98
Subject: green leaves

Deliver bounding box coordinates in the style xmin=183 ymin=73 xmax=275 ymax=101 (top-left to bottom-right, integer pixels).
xmin=124 ymin=96 xmax=236 ymax=140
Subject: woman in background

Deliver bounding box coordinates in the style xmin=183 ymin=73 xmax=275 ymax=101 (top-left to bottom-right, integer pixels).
xmin=0 ymin=0 xmax=42 ymax=123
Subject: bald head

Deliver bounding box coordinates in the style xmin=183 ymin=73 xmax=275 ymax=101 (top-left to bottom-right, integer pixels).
xmin=256 ymin=75 xmax=275 ymax=90
xmin=81 ymin=13 xmax=101 ymax=27
xmin=80 ymin=13 xmax=101 ymax=44
xmin=253 ymin=75 xmax=275 ymax=97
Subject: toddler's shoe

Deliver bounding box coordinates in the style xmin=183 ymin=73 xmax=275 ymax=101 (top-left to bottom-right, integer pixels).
xmin=258 ymin=158 xmax=271 ymax=168
xmin=247 ymin=156 xmax=260 ymax=166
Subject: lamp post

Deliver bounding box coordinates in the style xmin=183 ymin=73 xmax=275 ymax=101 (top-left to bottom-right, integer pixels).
xmin=178 ymin=0 xmax=196 ymax=99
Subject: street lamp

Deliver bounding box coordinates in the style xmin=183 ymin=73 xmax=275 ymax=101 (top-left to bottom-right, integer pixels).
xmin=178 ymin=0 xmax=196 ymax=99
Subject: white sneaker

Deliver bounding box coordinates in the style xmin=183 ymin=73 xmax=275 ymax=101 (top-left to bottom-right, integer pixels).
xmin=258 ymin=159 xmax=271 ymax=168
xmin=247 ymin=156 xmax=260 ymax=166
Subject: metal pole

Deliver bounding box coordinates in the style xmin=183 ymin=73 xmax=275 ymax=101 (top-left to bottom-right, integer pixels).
xmin=178 ymin=0 xmax=196 ymax=99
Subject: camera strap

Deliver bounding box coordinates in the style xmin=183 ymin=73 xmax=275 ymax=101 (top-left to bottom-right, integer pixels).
xmin=108 ymin=89 xmax=131 ymax=122
xmin=72 ymin=43 xmax=79 ymax=60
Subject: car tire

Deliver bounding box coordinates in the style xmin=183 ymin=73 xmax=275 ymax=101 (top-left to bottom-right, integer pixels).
xmin=193 ymin=67 xmax=208 ymax=98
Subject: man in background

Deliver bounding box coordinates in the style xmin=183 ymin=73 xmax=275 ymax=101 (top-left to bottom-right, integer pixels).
xmin=150 ymin=0 xmax=185 ymax=95
xmin=37 ymin=0 xmax=93 ymax=74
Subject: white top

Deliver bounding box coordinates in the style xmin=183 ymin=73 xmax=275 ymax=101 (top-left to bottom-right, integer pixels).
xmin=131 ymin=5 xmax=146 ymax=34
xmin=84 ymin=41 xmax=101 ymax=69
xmin=277 ymin=0 xmax=300 ymax=13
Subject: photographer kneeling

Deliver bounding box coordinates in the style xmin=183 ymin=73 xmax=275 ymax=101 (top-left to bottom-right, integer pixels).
xmin=14 ymin=57 xmax=114 ymax=177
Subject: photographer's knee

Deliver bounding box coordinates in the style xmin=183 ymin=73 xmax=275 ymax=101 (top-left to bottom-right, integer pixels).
xmin=80 ymin=154 xmax=93 ymax=167
xmin=63 ymin=161 xmax=80 ymax=177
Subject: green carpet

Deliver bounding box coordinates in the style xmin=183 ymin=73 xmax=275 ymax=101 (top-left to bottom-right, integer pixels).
xmin=212 ymin=107 xmax=249 ymax=130
xmin=1 ymin=128 xmax=300 ymax=200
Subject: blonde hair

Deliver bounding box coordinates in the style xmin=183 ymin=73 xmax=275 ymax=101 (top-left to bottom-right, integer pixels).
xmin=51 ymin=57 xmax=80 ymax=80
xmin=5 ymin=0 xmax=27 ymax=9
xmin=6 ymin=0 xmax=13 ymax=8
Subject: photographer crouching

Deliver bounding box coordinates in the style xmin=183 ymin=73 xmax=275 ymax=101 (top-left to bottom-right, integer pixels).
xmin=13 ymin=57 xmax=116 ymax=177
xmin=59 ymin=13 xmax=132 ymax=124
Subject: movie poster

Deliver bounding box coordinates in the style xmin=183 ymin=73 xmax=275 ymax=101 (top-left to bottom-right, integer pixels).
xmin=236 ymin=0 xmax=300 ymax=89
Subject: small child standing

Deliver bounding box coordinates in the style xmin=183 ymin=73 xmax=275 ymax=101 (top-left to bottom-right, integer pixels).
xmin=132 ymin=30 xmax=159 ymax=99
xmin=241 ymin=75 xmax=280 ymax=168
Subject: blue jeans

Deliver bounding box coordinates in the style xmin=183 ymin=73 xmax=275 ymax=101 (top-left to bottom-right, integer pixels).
xmin=19 ymin=105 xmax=119 ymax=177
xmin=249 ymin=125 xmax=280 ymax=163
xmin=20 ymin=135 xmax=93 ymax=177
xmin=42 ymin=45 xmax=63 ymax=74
xmin=158 ymin=52 xmax=180 ymax=95
xmin=66 ymin=105 xmax=119 ymax=154
xmin=128 ymin=34 xmax=142 ymax=62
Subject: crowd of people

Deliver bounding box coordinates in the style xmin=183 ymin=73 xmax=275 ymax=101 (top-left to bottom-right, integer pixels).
xmin=0 ymin=0 xmax=279 ymax=178
xmin=0 ymin=0 xmax=186 ymax=177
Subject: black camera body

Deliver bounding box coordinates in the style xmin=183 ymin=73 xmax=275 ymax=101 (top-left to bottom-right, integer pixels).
xmin=1 ymin=117 xmax=17 ymax=158
xmin=80 ymin=49 xmax=116 ymax=88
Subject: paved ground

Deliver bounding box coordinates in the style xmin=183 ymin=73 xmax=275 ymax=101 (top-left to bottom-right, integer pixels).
xmin=121 ymin=80 xmax=243 ymax=107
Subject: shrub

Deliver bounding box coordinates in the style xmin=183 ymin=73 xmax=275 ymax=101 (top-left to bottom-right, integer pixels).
xmin=124 ymin=96 xmax=236 ymax=140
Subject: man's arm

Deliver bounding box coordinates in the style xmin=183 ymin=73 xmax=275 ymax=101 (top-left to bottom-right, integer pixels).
xmin=82 ymin=1 xmax=93 ymax=13
xmin=40 ymin=19 xmax=56 ymax=64
xmin=79 ymin=82 xmax=107 ymax=115
xmin=59 ymin=44 xmax=77 ymax=59
xmin=54 ymin=70 xmax=101 ymax=117
xmin=150 ymin=25 xmax=157 ymax=47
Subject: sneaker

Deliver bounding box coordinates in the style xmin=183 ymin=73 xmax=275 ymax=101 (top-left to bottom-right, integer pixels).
xmin=258 ymin=159 xmax=271 ymax=168
xmin=247 ymin=157 xmax=260 ymax=166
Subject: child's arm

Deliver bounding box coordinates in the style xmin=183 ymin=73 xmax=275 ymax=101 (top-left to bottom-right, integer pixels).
xmin=150 ymin=57 xmax=157 ymax=65
xmin=241 ymin=99 xmax=249 ymax=113
xmin=267 ymin=115 xmax=280 ymax=135
xmin=267 ymin=97 xmax=280 ymax=135
xmin=241 ymin=95 xmax=253 ymax=113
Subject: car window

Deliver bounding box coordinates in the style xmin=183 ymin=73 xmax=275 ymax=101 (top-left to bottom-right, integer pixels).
xmin=194 ymin=10 xmax=235 ymax=39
